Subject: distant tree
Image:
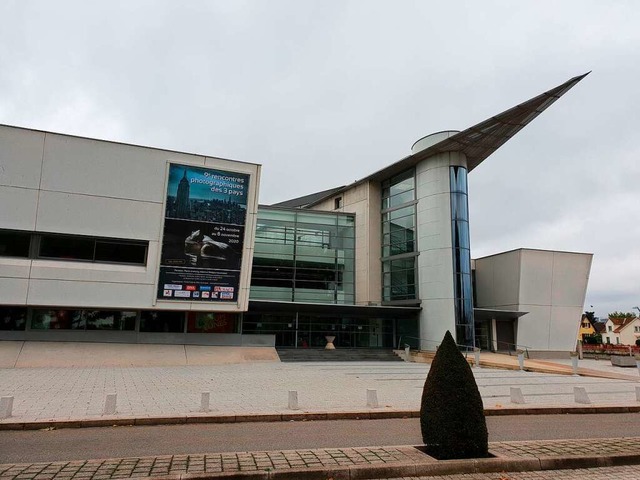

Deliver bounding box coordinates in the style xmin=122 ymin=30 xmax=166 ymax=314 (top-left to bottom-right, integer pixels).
xmin=584 ymin=311 xmax=596 ymax=323
xmin=608 ymin=311 xmax=637 ymax=319
xmin=420 ymin=331 xmax=488 ymax=459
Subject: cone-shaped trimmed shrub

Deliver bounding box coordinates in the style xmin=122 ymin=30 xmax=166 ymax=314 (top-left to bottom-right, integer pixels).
xmin=420 ymin=330 xmax=488 ymax=459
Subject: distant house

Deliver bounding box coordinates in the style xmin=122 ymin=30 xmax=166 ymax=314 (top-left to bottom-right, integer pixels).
xmin=602 ymin=316 xmax=640 ymax=346
xmin=577 ymin=314 xmax=597 ymax=341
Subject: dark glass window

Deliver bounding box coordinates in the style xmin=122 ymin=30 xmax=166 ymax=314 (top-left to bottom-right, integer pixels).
xmin=0 ymin=307 xmax=27 ymax=330
xmin=31 ymin=309 xmax=85 ymax=330
xmin=450 ymin=166 xmax=468 ymax=193
xmin=187 ymin=312 xmax=238 ymax=333
xmin=450 ymin=193 xmax=469 ymax=220
xmin=449 ymin=165 xmax=474 ymax=347
xmin=140 ymin=311 xmax=185 ymax=333
xmin=381 ymin=169 xmax=417 ymax=302
xmin=85 ymin=310 xmax=136 ymax=330
xmin=37 ymin=234 xmax=147 ymax=265
xmin=95 ymin=241 xmax=147 ymax=264
xmin=39 ymin=236 xmax=95 ymax=261
xmin=0 ymin=231 xmax=30 ymax=257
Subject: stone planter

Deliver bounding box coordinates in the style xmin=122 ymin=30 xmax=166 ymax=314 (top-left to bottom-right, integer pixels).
xmin=610 ymin=355 xmax=636 ymax=367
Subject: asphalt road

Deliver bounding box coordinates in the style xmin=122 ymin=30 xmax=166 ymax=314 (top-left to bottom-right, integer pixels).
xmin=1 ymin=413 xmax=639 ymax=464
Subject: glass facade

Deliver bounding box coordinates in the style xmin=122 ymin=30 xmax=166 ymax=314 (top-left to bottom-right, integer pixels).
xmin=381 ymin=169 xmax=417 ymax=302
xmin=249 ymin=207 xmax=355 ymax=304
xmin=449 ymin=166 xmax=475 ymax=347
xmin=241 ymin=313 xmax=413 ymax=349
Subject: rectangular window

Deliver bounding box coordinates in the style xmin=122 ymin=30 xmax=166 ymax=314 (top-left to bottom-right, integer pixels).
xmin=616 ymin=337 xmax=620 ymax=344
xmin=94 ymin=241 xmax=147 ymax=264
xmin=38 ymin=234 xmax=147 ymax=265
xmin=606 ymin=336 xmax=610 ymax=344
xmin=186 ymin=312 xmax=238 ymax=333
xmin=608 ymin=325 xmax=612 ymax=332
xmin=85 ymin=310 xmax=136 ymax=330
xmin=31 ymin=309 xmax=85 ymax=330
xmin=334 ymin=197 xmax=343 ymax=209
xmin=0 ymin=231 xmax=31 ymax=258
xmin=139 ymin=311 xmax=185 ymax=333
xmin=0 ymin=307 xmax=27 ymax=330
xmin=39 ymin=235 xmax=95 ymax=260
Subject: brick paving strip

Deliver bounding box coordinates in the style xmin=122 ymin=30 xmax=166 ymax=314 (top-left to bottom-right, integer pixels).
xmin=2 ymin=437 xmax=640 ymax=480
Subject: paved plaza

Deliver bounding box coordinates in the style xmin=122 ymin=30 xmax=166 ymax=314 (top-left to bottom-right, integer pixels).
xmin=1 ymin=360 xmax=639 ymax=423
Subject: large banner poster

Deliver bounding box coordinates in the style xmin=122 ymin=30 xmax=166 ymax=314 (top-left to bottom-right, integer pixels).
xmin=158 ymin=163 xmax=250 ymax=302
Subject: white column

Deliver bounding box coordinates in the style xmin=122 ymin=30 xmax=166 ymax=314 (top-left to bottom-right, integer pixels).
xmin=415 ymin=151 xmax=467 ymax=349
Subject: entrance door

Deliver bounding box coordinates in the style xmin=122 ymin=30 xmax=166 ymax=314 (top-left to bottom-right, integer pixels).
xmin=495 ymin=320 xmax=516 ymax=352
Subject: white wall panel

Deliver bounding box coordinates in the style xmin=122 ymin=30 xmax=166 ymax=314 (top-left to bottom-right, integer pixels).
xmin=35 ymin=191 xmax=163 ymax=240
xmin=0 ymin=278 xmax=29 ymax=304
xmin=0 ymin=258 xmax=31 ymax=279
xmin=548 ymin=306 xmax=582 ymax=350
xmin=0 ymin=126 xmax=44 ymax=189
xmin=29 ymin=261 xmax=155 ymax=285
xmin=489 ymin=251 xmax=521 ymax=307
xmin=515 ymin=304 xmax=552 ymax=350
xmin=519 ymin=250 xmax=553 ymax=305
xmin=551 ymin=252 xmax=592 ymax=307
xmin=421 ymin=298 xmax=456 ymax=347
xmin=0 ymin=186 xmax=39 ymax=231
xmin=41 ymin=133 xmax=205 ymax=203
xmin=27 ymin=279 xmax=155 ymax=309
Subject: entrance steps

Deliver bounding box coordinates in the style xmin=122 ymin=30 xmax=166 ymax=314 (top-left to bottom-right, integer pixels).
xmin=276 ymin=348 xmax=404 ymax=362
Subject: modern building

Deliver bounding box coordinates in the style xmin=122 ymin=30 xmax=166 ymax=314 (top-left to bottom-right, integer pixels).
xmin=473 ymin=249 xmax=592 ymax=354
xmin=0 ymin=73 xmax=593 ymax=358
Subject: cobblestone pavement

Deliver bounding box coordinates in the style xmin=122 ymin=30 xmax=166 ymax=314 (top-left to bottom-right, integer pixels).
xmin=0 ymin=437 xmax=639 ymax=480
xmin=389 ymin=464 xmax=640 ymax=479
xmin=1 ymin=362 xmax=639 ymax=423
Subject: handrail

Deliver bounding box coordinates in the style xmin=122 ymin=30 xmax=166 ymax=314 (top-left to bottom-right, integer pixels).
xmin=398 ymin=335 xmax=531 ymax=359
xmin=396 ymin=335 xmax=476 ymax=355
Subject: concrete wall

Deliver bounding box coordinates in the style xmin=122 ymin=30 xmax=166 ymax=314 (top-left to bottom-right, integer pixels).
xmin=312 ymin=181 xmax=382 ymax=305
xmin=415 ymin=151 xmax=465 ymax=348
xmin=0 ymin=124 xmax=260 ymax=312
xmin=0 ymin=341 xmax=279 ymax=368
xmin=474 ymin=249 xmax=593 ymax=352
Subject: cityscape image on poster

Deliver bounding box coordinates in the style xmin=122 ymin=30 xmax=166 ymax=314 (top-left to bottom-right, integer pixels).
xmin=158 ymin=163 xmax=250 ymax=302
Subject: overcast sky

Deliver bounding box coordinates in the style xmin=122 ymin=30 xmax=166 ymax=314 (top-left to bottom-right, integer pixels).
xmin=1 ymin=0 xmax=638 ymax=319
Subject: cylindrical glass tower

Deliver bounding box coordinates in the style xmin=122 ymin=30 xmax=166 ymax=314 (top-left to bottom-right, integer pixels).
xmin=449 ymin=166 xmax=474 ymax=347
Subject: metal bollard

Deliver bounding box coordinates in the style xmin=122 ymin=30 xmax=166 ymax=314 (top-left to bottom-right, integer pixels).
xmin=404 ymin=345 xmax=410 ymax=361
xmin=200 ymin=392 xmax=210 ymax=412
xmin=0 ymin=396 xmax=13 ymax=419
xmin=104 ymin=393 xmax=117 ymax=415
xmin=517 ymin=352 xmax=525 ymax=371
xmin=288 ymin=390 xmax=299 ymax=410
xmin=366 ymin=389 xmax=379 ymax=408
xmin=571 ymin=355 xmax=579 ymax=376
xmin=574 ymin=387 xmax=591 ymax=404
xmin=474 ymin=349 xmax=481 ymax=369
xmin=510 ymin=387 xmax=525 ymax=404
